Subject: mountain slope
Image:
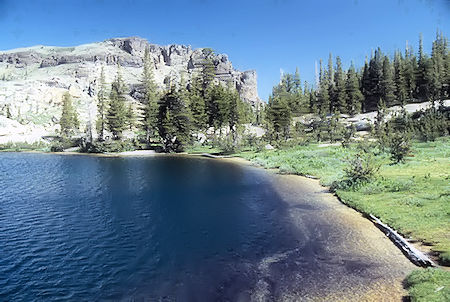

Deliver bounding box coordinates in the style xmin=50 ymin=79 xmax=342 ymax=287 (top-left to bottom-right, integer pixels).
xmin=0 ymin=37 xmax=261 ymax=141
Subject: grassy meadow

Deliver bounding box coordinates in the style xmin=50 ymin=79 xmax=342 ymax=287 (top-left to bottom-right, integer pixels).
xmin=236 ymin=137 xmax=450 ymax=301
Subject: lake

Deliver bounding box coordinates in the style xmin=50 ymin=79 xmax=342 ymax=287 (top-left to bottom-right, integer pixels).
xmin=0 ymin=153 xmax=414 ymax=301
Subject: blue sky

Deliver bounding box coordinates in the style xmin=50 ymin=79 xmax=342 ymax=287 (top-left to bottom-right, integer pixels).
xmin=0 ymin=0 xmax=449 ymax=100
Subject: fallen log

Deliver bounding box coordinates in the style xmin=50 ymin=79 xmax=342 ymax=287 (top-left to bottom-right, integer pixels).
xmin=369 ymin=214 xmax=435 ymax=267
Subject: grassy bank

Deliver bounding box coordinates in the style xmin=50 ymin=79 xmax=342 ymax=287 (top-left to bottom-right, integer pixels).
xmin=237 ymin=137 xmax=449 ymax=301
xmin=0 ymin=141 xmax=49 ymax=152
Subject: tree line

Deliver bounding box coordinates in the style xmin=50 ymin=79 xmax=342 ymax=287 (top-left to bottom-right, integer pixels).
xmin=266 ymin=31 xmax=449 ymax=140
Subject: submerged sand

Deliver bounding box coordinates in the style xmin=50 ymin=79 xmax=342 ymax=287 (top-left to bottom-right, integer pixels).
xmin=218 ymin=157 xmax=416 ymax=301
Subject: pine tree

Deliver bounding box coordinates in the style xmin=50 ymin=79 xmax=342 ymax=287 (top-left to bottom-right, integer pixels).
xmin=309 ymin=88 xmax=318 ymax=114
xmin=394 ymin=51 xmax=407 ymax=105
xmin=416 ymin=34 xmax=433 ymax=101
xmin=327 ymin=53 xmax=335 ymax=112
xmin=361 ymin=58 xmax=370 ymax=112
xmin=200 ymin=48 xmax=216 ymax=93
xmin=345 ymin=63 xmax=363 ymax=115
xmin=404 ymin=44 xmax=417 ymax=100
xmin=107 ymin=64 xmax=128 ymax=140
xmin=227 ymin=85 xmax=244 ymax=144
xmin=142 ymin=47 xmax=160 ymax=143
xmin=266 ymin=94 xmax=291 ymax=141
xmin=157 ymin=85 xmax=191 ymax=152
xmin=126 ymin=102 xmax=136 ymax=130
xmin=208 ymin=84 xmax=230 ymax=134
xmin=381 ymin=56 xmax=396 ymax=106
xmin=96 ymin=66 xmax=107 ymax=141
xmin=317 ymin=59 xmax=330 ymax=115
xmin=430 ymin=31 xmax=447 ymax=101
xmin=333 ymin=56 xmax=347 ymax=113
xmin=188 ymin=75 xmax=208 ymax=133
xmin=364 ymin=48 xmax=384 ymax=111
xmin=60 ymin=91 xmax=79 ymax=137
xmin=442 ymin=34 xmax=450 ymax=98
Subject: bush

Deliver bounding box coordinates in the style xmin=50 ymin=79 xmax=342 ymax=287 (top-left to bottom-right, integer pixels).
xmin=241 ymin=133 xmax=265 ymax=152
xmin=345 ymin=152 xmax=380 ymax=183
xmin=211 ymin=135 xmax=238 ymax=154
xmin=49 ymin=137 xmax=78 ymax=152
xmin=413 ymin=108 xmax=449 ymax=142
xmin=389 ymin=132 xmax=411 ymax=164
xmin=332 ymin=151 xmax=380 ymax=191
xmin=79 ymin=140 xmax=137 ymax=153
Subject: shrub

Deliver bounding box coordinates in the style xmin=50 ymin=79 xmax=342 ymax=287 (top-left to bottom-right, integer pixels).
xmin=241 ymin=133 xmax=265 ymax=152
xmin=344 ymin=152 xmax=380 ymax=183
xmin=389 ymin=132 xmax=411 ymax=164
xmin=79 ymin=140 xmax=136 ymax=153
xmin=49 ymin=137 xmax=78 ymax=152
xmin=211 ymin=135 xmax=237 ymax=154
xmin=332 ymin=151 xmax=380 ymax=191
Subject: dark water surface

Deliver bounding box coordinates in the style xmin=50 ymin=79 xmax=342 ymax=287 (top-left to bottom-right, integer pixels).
xmin=0 ymin=153 xmax=415 ymax=301
xmin=0 ymin=153 xmax=302 ymax=301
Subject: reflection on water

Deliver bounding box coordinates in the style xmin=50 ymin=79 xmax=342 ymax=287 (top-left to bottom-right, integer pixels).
xmin=0 ymin=153 xmax=299 ymax=301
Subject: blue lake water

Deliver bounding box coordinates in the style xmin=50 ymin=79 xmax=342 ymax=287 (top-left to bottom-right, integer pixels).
xmin=0 ymin=153 xmax=302 ymax=301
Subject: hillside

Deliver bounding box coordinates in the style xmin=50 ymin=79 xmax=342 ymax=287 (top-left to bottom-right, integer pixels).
xmin=0 ymin=37 xmax=262 ymax=142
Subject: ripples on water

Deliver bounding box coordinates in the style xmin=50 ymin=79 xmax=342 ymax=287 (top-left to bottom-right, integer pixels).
xmin=0 ymin=153 xmax=299 ymax=301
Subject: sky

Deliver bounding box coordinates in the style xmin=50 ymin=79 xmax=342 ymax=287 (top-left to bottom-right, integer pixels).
xmin=0 ymin=0 xmax=449 ymax=100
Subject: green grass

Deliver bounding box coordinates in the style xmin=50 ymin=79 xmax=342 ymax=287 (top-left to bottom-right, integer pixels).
xmin=405 ymin=268 xmax=450 ymax=302
xmin=236 ymin=137 xmax=450 ymax=300
xmin=186 ymin=144 xmax=222 ymax=154
xmin=0 ymin=141 xmax=49 ymax=152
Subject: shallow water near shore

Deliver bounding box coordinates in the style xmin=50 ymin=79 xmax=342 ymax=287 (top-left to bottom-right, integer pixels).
xmin=0 ymin=153 xmax=415 ymax=301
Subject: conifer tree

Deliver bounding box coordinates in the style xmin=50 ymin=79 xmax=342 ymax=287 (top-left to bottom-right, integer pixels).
xmin=96 ymin=66 xmax=107 ymax=141
xmin=157 ymin=84 xmax=191 ymax=152
xmin=126 ymin=102 xmax=136 ymax=130
xmin=345 ymin=63 xmax=363 ymax=115
xmin=327 ymin=53 xmax=335 ymax=112
xmin=381 ymin=56 xmax=396 ymax=106
xmin=207 ymin=84 xmax=230 ymax=134
xmin=430 ymin=31 xmax=448 ymax=101
xmin=200 ymin=48 xmax=216 ymax=93
xmin=317 ymin=59 xmax=330 ymax=115
xmin=60 ymin=91 xmax=79 ymax=137
xmin=364 ymin=48 xmax=384 ymax=111
xmin=188 ymin=75 xmax=208 ymax=133
xmin=333 ymin=56 xmax=347 ymax=113
xmin=227 ymin=85 xmax=243 ymax=144
xmin=142 ymin=47 xmax=159 ymax=143
xmin=266 ymin=94 xmax=291 ymax=141
xmin=404 ymin=44 xmax=417 ymax=100
xmin=442 ymin=34 xmax=450 ymax=98
xmin=394 ymin=51 xmax=407 ymax=105
xmin=361 ymin=58 xmax=371 ymax=111
xmin=416 ymin=34 xmax=433 ymax=101
xmin=107 ymin=64 xmax=128 ymax=140
xmin=309 ymin=89 xmax=318 ymax=114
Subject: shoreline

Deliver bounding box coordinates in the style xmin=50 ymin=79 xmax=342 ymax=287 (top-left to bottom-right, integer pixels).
xmin=0 ymin=149 xmax=442 ymax=266
xmin=221 ymin=155 xmax=442 ymax=269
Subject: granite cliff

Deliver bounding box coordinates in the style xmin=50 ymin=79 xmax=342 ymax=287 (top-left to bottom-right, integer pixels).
xmin=0 ymin=37 xmax=262 ymax=143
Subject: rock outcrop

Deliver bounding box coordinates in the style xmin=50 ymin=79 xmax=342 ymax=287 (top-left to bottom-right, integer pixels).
xmin=0 ymin=37 xmax=262 ymax=142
